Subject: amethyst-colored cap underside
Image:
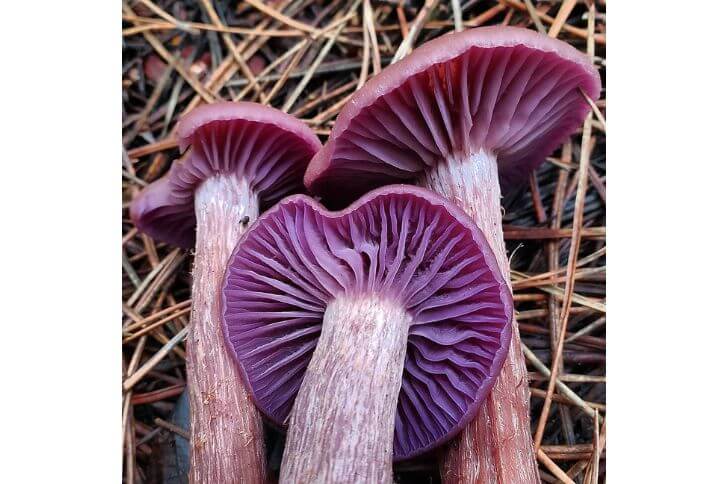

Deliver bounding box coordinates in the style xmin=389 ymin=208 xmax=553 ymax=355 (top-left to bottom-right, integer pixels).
xmin=221 ymin=187 xmax=512 ymax=459
xmin=306 ymin=28 xmax=600 ymax=204
xmin=130 ymin=103 xmax=321 ymax=248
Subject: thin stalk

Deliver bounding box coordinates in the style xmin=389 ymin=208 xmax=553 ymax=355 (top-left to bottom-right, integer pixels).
xmin=281 ymin=295 xmax=411 ymax=483
xmin=187 ymin=175 xmax=265 ymax=484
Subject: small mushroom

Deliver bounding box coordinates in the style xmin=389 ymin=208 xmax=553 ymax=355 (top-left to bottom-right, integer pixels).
xmin=221 ymin=186 xmax=513 ymax=482
xmin=303 ymin=26 xmax=600 ymax=483
xmin=130 ymin=101 xmax=321 ymax=483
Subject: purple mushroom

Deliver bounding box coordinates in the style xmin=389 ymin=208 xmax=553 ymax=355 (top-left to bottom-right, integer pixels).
xmin=130 ymin=101 xmax=321 ymax=483
xmin=304 ymin=26 xmax=600 ymax=483
xmin=221 ymin=186 xmax=513 ymax=482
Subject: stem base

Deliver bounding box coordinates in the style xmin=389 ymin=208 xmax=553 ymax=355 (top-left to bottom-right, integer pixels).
xmin=188 ymin=175 xmax=265 ymax=484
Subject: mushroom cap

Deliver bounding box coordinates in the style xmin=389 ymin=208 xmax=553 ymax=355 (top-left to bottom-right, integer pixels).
xmin=221 ymin=185 xmax=513 ymax=460
xmin=305 ymin=26 xmax=600 ymax=205
xmin=130 ymin=102 xmax=322 ymax=248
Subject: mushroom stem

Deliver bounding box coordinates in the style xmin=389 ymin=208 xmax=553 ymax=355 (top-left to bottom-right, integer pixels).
xmin=421 ymin=150 xmax=540 ymax=484
xmin=281 ymin=295 xmax=412 ymax=483
xmin=188 ymin=175 xmax=266 ymax=484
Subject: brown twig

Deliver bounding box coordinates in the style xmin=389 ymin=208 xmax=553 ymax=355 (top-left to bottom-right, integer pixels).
xmin=282 ymin=0 xmax=362 ymax=112
xmin=123 ymin=326 xmax=189 ymax=391
xmin=501 ymin=0 xmax=606 ymax=44
xmin=131 ymin=384 xmax=186 ymax=405
xmin=199 ymin=0 xmax=264 ymax=97
xmin=529 ymin=172 xmax=548 ymax=223
xmin=537 ymin=448 xmax=576 ymax=484
xmin=547 ymin=0 xmax=578 ymax=38
xmin=392 ymin=0 xmax=439 ymax=62
xmin=154 ymin=417 xmax=191 ymax=440
xmin=244 ymin=0 xmax=323 ymax=35
xmin=522 ymin=0 xmax=546 ymax=34
xmin=533 ymin=2 xmax=598 ymax=451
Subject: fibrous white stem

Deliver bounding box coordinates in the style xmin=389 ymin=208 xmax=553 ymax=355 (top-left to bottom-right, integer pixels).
xmin=421 ymin=150 xmax=539 ymax=484
xmin=281 ymin=295 xmax=412 ymax=484
xmin=188 ymin=175 xmax=266 ymax=484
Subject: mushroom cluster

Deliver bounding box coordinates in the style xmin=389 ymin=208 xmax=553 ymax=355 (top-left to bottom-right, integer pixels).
xmin=222 ymin=186 xmax=512 ymax=482
xmin=130 ymin=26 xmax=599 ymax=484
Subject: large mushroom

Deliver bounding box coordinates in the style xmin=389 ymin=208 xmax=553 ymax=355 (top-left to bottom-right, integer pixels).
xmin=221 ymin=186 xmax=513 ymax=482
xmin=304 ymin=26 xmax=601 ymax=483
xmin=130 ymin=101 xmax=321 ymax=483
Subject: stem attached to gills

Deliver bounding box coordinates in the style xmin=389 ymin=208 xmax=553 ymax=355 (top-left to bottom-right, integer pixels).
xmin=282 ymin=296 xmax=412 ymax=484
xmin=422 ymin=151 xmax=540 ymax=484
xmin=188 ymin=175 xmax=266 ymax=484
